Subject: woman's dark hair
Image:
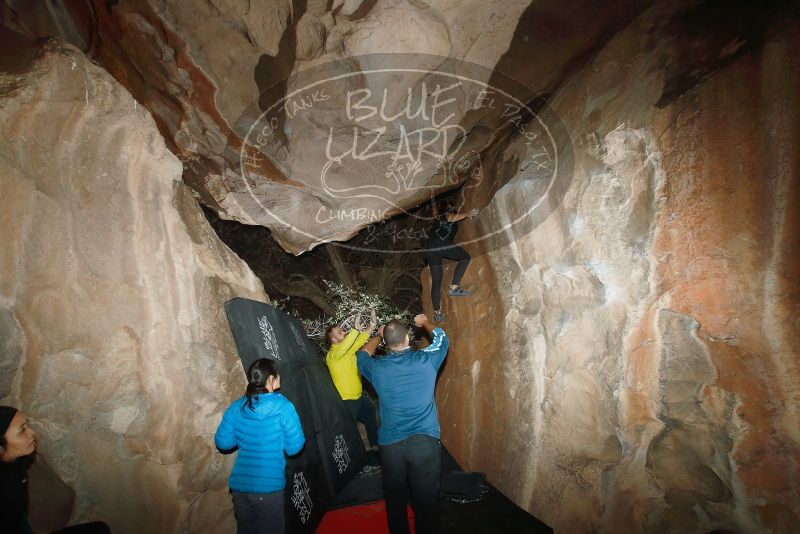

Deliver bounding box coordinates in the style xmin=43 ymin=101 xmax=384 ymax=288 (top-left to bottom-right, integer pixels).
xmin=244 ymin=358 xmax=279 ymax=412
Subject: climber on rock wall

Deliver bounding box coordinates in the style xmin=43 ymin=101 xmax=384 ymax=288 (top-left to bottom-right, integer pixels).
xmin=324 ymin=309 xmax=380 ymax=451
xmin=0 ymin=406 xmax=110 ymax=534
xmin=422 ymin=199 xmax=480 ymax=323
xmin=214 ymin=358 xmax=305 ymax=534
xmin=356 ymin=313 xmax=450 ymax=534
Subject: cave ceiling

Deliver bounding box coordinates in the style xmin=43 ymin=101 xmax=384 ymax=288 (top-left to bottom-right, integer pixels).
xmin=7 ymin=0 xmax=786 ymax=254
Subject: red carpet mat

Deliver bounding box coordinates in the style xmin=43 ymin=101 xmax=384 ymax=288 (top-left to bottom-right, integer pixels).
xmin=319 ymin=449 xmax=551 ymax=534
xmin=317 ymin=501 xmax=416 ymax=534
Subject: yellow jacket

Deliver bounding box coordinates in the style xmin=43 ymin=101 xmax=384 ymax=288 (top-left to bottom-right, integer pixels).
xmin=325 ymin=329 xmax=370 ymax=400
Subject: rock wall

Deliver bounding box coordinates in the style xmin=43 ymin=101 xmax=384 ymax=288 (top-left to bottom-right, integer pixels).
xmin=0 ymin=40 xmax=266 ymax=533
xmin=431 ymin=9 xmax=800 ymax=534
xmin=2 ymin=2 xmax=798 ymax=533
xmin=1 ymin=0 xmax=646 ymax=252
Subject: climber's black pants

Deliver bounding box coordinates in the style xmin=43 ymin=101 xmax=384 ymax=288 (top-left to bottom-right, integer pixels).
xmin=380 ymin=434 xmax=441 ymax=534
xmin=424 ymin=245 xmax=471 ymax=310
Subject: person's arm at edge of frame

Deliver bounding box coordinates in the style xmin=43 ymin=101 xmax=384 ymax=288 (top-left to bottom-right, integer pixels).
xmin=415 ymin=313 xmax=450 ymax=370
xmin=352 ymin=309 xmax=377 ymax=352
xmin=356 ymin=324 xmax=384 ymax=382
xmin=446 ymin=208 xmax=480 ymax=223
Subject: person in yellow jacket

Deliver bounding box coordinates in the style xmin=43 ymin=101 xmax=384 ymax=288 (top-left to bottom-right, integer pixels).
xmin=325 ymin=309 xmax=379 ymax=450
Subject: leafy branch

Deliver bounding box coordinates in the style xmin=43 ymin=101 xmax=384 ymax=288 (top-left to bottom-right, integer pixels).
xmin=274 ymin=280 xmax=416 ymax=352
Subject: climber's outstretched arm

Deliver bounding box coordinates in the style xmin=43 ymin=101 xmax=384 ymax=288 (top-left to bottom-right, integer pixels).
xmin=356 ymin=325 xmax=384 ymax=381
xmin=414 ymin=313 xmax=436 ymax=337
xmin=415 ymin=314 xmax=449 ymax=370
xmin=358 ymin=324 xmax=384 ymax=356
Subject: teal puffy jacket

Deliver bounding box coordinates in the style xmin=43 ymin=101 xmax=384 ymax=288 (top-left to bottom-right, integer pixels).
xmin=215 ymin=393 xmax=305 ymax=493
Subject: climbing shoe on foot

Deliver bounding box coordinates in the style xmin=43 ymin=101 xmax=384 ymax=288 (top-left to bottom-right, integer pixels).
xmin=434 ymin=310 xmax=445 ymax=322
xmin=447 ymin=286 xmax=471 ymax=296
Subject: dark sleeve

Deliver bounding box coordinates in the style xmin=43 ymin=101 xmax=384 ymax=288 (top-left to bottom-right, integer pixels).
xmin=0 ymin=461 xmax=29 ymax=533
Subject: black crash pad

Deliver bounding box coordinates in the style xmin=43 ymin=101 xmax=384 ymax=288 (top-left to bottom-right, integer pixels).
xmin=224 ymin=297 xmax=368 ymax=533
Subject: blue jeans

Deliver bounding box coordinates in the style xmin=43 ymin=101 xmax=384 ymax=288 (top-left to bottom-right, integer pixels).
xmin=343 ymin=393 xmax=379 ymax=447
xmin=379 ymin=434 xmax=441 ymax=534
xmin=231 ymin=490 xmax=284 ymax=534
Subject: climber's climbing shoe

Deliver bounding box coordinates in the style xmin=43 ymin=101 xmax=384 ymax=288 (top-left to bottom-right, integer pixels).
xmin=434 ymin=310 xmax=445 ymax=322
xmin=447 ymin=286 xmax=471 ymax=296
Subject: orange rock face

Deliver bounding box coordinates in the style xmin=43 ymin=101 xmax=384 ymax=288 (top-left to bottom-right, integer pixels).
xmin=430 ymin=12 xmax=800 ymax=534
xmin=648 ymin=28 xmax=800 ymax=528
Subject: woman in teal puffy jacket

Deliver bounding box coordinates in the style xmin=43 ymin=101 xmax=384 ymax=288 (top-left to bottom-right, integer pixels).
xmin=215 ymin=358 xmax=305 ymax=534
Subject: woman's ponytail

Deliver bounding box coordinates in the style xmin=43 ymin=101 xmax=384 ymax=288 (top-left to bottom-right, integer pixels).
xmin=244 ymin=358 xmax=279 ymax=411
